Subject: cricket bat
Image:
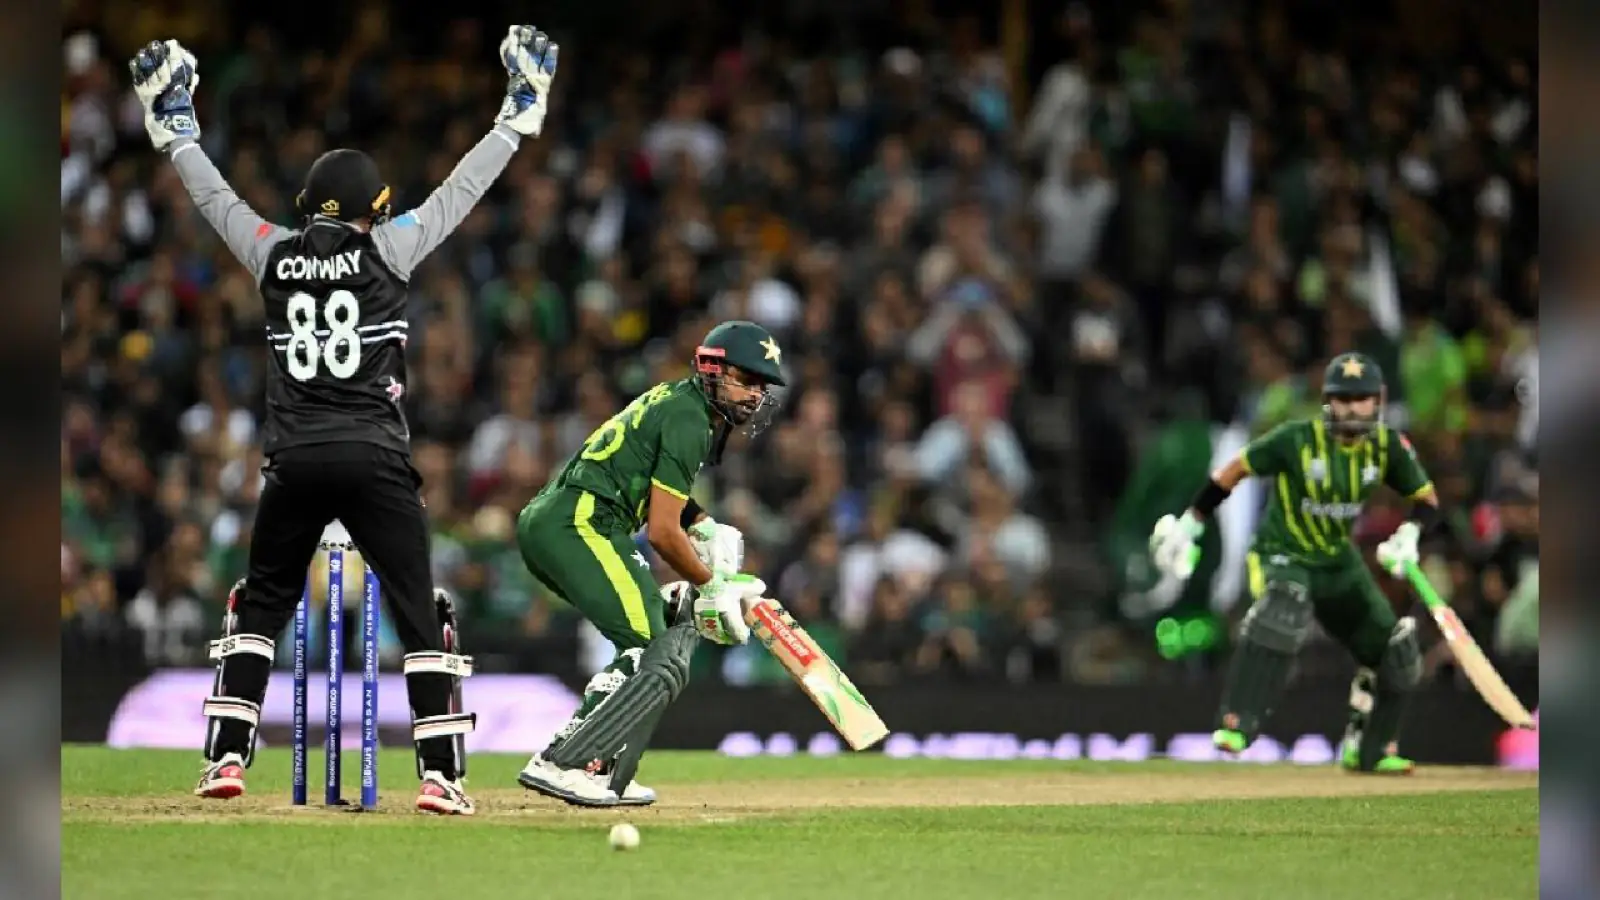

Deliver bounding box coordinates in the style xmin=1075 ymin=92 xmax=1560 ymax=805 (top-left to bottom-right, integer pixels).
xmin=744 ymin=597 xmax=889 ymax=750
xmin=1403 ymin=561 xmax=1536 ymax=729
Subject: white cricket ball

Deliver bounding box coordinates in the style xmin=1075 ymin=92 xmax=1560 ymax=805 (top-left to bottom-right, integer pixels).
xmin=608 ymin=822 xmax=640 ymax=851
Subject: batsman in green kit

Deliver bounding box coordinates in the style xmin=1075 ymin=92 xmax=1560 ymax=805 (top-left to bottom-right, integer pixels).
xmin=514 ymin=321 xmax=785 ymax=807
xmin=1150 ymin=353 xmax=1444 ymax=773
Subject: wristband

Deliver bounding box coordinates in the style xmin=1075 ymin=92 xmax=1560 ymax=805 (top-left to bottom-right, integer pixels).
xmin=1412 ymin=502 xmax=1444 ymax=536
xmin=680 ymin=498 xmax=706 ymax=530
xmin=1190 ymin=478 xmax=1231 ymax=517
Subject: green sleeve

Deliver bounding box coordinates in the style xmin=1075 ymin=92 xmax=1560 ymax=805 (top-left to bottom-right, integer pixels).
xmin=651 ymin=417 xmax=711 ymax=501
xmin=1239 ymin=422 xmax=1298 ymax=477
xmin=1383 ymin=427 xmax=1433 ymax=498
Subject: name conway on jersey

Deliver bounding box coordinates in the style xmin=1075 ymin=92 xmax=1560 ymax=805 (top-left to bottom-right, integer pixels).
xmin=166 ymin=124 xmax=524 ymax=457
xmin=257 ymin=231 xmax=413 ymax=454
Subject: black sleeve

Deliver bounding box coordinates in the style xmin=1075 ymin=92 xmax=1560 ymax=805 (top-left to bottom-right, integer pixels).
xmin=679 ymin=497 xmax=706 ymax=529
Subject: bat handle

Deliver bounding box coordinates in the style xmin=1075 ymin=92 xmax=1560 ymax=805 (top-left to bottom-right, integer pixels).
xmin=1401 ymin=560 xmax=1446 ymax=611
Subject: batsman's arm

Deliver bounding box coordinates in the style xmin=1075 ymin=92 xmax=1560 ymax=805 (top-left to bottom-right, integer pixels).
xmin=647 ymin=421 xmax=716 ymax=584
xmin=1383 ymin=427 xmax=1446 ymax=534
xmin=646 ymin=485 xmax=714 ymax=585
xmin=1189 ymin=422 xmax=1295 ymax=520
xmin=166 ymin=139 xmax=291 ymax=283
xmin=370 ymin=124 xmax=523 ymax=281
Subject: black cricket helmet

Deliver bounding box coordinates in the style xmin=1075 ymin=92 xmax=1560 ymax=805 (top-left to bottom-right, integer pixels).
xmin=1322 ymin=352 xmax=1385 ymax=437
xmin=295 ymin=149 xmax=392 ymax=224
xmin=694 ymin=320 xmax=787 ymax=434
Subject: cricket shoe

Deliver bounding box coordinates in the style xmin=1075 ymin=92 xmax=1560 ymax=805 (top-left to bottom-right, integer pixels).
xmin=1212 ymin=729 xmax=1248 ymax=755
xmin=416 ymin=771 xmax=476 ymax=816
xmin=193 ymin=752 xmax=246 ymax=799
xmin=1339 ymin=739 xmax=1415 ymax=775
xmin=517 ymin=755 xmax=619 ymax=807
xmin=615 ymin=780 xmax=657 ymax=807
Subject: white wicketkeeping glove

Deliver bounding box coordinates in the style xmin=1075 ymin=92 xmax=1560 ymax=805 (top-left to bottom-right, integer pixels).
xmin=495 ymin=25 xmax=559 ymax=136
xmin=691 ymin=573 xmax=764 ymax=646
xmin=128 ymin=39 xmax=200 ymax=150
xmin=688 ymin=517 xmax=745 ymax=573
xmin=1149 ymin=511 xmax=1204 ymax=581
xmin=1376 ymin=521 xmax=1420 ymax=578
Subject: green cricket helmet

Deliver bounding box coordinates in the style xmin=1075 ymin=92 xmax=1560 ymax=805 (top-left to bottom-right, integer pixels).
xmin=694 ymin=320 xmax=787 ymax=433
xmin=1322 ymin=352 xmax=1385 ymax=437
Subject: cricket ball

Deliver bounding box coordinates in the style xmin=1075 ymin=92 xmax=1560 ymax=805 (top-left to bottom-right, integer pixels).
xmin=608 ymin=822 xmax=640 ymax=851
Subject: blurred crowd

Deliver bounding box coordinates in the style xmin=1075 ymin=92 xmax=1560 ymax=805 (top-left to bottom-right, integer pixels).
xmin=61 ymin=0 xmax=1535 ymax=686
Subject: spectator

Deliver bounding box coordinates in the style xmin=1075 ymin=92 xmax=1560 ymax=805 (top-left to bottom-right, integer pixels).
xmin=914 ymin=381 xmax=1031 ymax=496
xmin=1399 ymin=307 xmax=1469 ymax=435
xmin=851 ymin=577 xmax=922 ymax=685
xmin=954 ymin=466 xmax=1050 ymax=586
xmin=915 ymin=576 xmax=991 ymax=677
xmin=1032 ymin=143 xmax=1118 ymax=290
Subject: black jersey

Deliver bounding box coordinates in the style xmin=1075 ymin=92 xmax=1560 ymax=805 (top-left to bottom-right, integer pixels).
xmin=256 ymin=223 xmax=412 ymax=455
xmin=164 ymin=125 xmax=526 ymax=457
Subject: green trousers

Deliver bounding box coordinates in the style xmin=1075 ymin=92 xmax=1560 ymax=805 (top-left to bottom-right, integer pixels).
xmin=517 ymin=488 xmax=669 ymax=755
xmin=1245 ymin=549 xmax=1396 ymax=668
xmin=516 ymin=488 xmax=667 ymax=649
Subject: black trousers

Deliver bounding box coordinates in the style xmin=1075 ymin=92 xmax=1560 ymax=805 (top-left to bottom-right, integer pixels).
xmin=213 ymin=442 xmax=457 ymax=774
xmin=245 ymin=442 xmax=442 ymax=656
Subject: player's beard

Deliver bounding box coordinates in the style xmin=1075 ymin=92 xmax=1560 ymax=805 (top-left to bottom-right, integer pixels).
xmin=1324 ymin=402 xmax=1378 ymax=438
xmin=714 ymin=383 xmax=783 ymax=436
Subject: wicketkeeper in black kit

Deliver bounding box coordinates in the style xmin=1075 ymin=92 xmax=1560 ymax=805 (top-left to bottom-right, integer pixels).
xmin=129 ymin=27 xmax=560 ymax=815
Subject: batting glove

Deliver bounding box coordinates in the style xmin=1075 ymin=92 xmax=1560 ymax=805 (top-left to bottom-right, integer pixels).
xmin=1376 ymin=521 xmax=1421 ymax=578
xmin=691 ymin=573 xmax=762 ymax=646
xmin=495 ymin=25 xmax=559 ymax=136
xmin=688 ymin=517 xmax=745 ymax=573
xmin=128 ymin=39 xmax=200 ymax=150
xmin=1149 ymin=511 xmax=1204 ymax=580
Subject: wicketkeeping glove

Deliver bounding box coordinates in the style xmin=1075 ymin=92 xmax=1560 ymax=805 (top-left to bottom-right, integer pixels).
xmin=688 ymin=517 xmax=745 ymax=573
xmin=1149 ymin=511 xmax=1204 ymax=581
xmin=495 ymin=25 xmax=559 ymax=136
xmin=1376 ymin=521 xmax=1420 ymax=578
xmin=691 ymin=573 xmax=763 ymax=646
xmin=128 ymin=39 xmax=200 ymax=150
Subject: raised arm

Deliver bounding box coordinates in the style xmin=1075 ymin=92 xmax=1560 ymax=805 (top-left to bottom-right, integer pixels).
xmin=368 ymin=126 xmax=523 ymax=281
xmin=129 ymin=40 xmax=291 ymax=282
xmin=168 ymin=140 xmax=290 ymax=283
xmin=371 ymin=25 xmax=560 ymax=281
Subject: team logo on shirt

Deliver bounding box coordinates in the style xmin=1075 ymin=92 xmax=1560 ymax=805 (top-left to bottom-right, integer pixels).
xmin=1307 ymin=458 xmax=1327 ymax=482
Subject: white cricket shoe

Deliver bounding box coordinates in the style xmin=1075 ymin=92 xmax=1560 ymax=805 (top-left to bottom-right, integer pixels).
xmin=517 ymin=755 xmax=619 ymax=807
xmin=193 ymin=752 xmax=247 ymax=799
xmin=616 ymin=780 xmax=656 ymax=807
xmin=416 ymin=770 xmax=476 ymax=816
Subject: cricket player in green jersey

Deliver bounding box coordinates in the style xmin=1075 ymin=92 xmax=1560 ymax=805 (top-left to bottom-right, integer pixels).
xmin=514 ymin=321 xmax=786 ymax=806
xmin=1149 ymin=352 xmax=1443 ymax=773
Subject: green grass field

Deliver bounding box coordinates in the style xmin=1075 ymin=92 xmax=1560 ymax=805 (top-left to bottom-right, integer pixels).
xmin=63 ymin=746 xmax=1536 ymax=899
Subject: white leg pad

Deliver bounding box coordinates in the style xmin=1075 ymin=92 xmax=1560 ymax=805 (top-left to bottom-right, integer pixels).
xmin=208 ymin=633 xmax=275 ymax=661
xmin=203 ymin=635 xmax=272 ymax=766
xmin=203 ymin=696 xmax=262 ymax=726
xmin=403 ymin=652 xmax=475 ymax=678
xmin=413 ymin=712 xmax=476 ymax=742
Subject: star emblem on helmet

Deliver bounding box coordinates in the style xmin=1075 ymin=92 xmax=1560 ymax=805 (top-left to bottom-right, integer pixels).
xmin=761 ymin=336 xmax=782 ymax=362
xmin=1341 ymin=356 xmax=1364 ymax=378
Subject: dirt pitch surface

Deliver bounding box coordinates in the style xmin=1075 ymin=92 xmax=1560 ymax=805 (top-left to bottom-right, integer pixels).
xmin=64 ymin=765 xmax=1536 ymax=827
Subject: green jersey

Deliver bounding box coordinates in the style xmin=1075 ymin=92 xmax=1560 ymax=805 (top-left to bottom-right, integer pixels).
xmin=1240 ymin=418 xmax=1432 ymax=566
xmin=545 ymin=379 xmax=716 ymax=532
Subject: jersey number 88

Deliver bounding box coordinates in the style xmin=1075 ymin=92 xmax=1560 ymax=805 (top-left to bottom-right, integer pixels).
xmin=285 ymin=290 xmax=362 ymax=381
